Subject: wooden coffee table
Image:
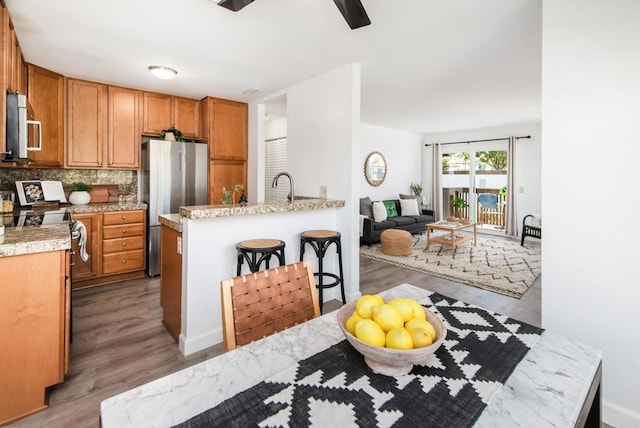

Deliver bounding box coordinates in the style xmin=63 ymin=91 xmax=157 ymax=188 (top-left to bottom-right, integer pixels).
xmin=425 ymin=221 xmax=477 ymax=253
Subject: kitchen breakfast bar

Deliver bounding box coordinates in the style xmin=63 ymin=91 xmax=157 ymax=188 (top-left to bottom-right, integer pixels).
xmin=157 ymin=198 xmax=349 ymax=357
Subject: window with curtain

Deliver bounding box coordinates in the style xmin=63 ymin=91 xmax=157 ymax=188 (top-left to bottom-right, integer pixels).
xmin=264 ymin=137 xmax=288 ymax=202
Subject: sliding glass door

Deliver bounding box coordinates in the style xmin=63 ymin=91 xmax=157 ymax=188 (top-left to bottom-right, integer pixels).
xmin=440 ymin=142 xmax=508 ymax=233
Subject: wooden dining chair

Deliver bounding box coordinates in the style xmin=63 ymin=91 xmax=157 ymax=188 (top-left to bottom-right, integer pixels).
xmin=220 ymin=261 xmax=321 ymax=352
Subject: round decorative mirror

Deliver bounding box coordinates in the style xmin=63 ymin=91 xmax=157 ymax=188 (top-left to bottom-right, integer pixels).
xmin=364 ymin=151 xmax=387 ymax=187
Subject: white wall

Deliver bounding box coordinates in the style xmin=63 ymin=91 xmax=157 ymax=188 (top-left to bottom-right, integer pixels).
xmin=360 ymin=123 xmax=423 ymax=201
xmin=542 ymin=1 xmax=640 ymax=426
xmin=272 ymin=64 xmax=362 ymax=304
xmin=423 ymin=121 xmax=541 ymax=226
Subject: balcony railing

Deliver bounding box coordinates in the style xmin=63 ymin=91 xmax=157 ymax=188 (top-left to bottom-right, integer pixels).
xmin=444 ymin=188 xmax=506 ymax=228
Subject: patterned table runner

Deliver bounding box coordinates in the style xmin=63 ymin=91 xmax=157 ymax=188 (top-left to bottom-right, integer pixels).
xmin=176 ymin=292 xmax=544 ymax=428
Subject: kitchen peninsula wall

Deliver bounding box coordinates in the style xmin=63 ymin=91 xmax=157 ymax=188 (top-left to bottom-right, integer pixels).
xmin=0 ymin=168 xmax=137 ymax=203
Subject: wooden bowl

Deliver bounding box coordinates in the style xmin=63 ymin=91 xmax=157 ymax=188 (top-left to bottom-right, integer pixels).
xmin=337 ymin=301 xmax=447 ymax=376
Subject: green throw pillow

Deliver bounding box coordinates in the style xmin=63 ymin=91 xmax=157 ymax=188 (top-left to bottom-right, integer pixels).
xmin=383 ymin=200 xmax=398 ymax=218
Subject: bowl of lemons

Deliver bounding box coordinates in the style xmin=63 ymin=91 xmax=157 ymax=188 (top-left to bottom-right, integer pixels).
xmin=337 ymin=294 xmax=447 ymax=376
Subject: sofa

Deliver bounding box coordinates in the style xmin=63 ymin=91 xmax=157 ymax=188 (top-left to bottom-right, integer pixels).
xmin=360 ymin=196 xmax=435 ymax=245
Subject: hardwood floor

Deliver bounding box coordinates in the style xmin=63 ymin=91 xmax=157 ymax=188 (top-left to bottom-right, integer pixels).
xmin=8 ymin=255 xmax=541 ymax=428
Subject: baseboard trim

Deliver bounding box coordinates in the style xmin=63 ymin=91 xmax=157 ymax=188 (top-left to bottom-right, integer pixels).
xmin=603 ymin=399 xmax=640 ymax=428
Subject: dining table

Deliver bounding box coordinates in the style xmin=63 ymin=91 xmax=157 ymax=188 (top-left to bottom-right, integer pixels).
xmin=100 ymin=283 xmax=602 ymax=427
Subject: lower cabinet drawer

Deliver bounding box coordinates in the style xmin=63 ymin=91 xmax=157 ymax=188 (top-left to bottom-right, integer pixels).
xmin=103 ymin=223 xmax=145 ymax=240
xmin=102 ymin=249 xmax=145 ymax=275
xmin=103 ymin=236 xmax=144 ymax=254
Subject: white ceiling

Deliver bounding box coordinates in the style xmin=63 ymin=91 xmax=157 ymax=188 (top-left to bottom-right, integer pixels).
xmin=5 ymin=0 xmax=541 ymax=134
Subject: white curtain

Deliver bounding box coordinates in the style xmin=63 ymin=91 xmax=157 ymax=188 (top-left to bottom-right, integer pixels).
xmin=431 ymin=143 xmax=442 ymax=221
xmin=505 ymin=136 xmax=518 ymax=236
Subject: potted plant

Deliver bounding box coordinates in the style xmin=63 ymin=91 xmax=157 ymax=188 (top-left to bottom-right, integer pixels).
xmin=220 ymin=184 xmax=243 ymax=204
xmin=451 ymin=196 xmax=468 ymax=219
xmin=160 ymin=127 xmax=185 ymax=142
xmin=69 ymin=182 xmax=93 ymax=205
xmin=409 ymin=182 xmax=423 ymax=198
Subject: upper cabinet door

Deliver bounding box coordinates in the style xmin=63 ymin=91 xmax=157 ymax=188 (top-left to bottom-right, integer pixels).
xmin=66 ymin=78 xmax=107 ymax=168
xmin=203 ymin=97 xmax=247 ymax=160
xmin=142 ymin=92 xmax=173 ymax=135
xmin=108 ymin=86 xmax=140 ymax=169
xmin=27 ymin=64 xmax=64 ymax=167
xmin=174 ymin=97 xmax=200 ymax=139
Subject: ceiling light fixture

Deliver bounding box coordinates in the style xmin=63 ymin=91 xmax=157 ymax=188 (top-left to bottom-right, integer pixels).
xmin=148 ymin=65 xmax=178 ymax=80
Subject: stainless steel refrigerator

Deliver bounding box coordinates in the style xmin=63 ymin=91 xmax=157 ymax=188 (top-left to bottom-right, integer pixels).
xmin=141 ymin=139 xmax=208 ymax=276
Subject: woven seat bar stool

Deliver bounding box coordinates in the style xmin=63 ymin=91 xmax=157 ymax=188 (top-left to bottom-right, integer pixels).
xmin=299 ymin=229 xmax=345 ymax=313
xmin=236 ymin=239 xmax=286 ymax=275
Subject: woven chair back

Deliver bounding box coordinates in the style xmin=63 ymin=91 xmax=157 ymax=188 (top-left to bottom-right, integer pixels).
xmin=220 ymin=261 xmax=320 ymax=351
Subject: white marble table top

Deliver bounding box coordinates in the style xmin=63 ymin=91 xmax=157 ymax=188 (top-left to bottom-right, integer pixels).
xmin=100 ymin=284 xmax=602 ymax=428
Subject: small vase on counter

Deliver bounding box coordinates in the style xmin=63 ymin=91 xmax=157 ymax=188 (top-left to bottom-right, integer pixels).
xmin=69 ymin=182 xmax=93 ymax=205
xmin=69 ymin=191 xmax=91 ymax=205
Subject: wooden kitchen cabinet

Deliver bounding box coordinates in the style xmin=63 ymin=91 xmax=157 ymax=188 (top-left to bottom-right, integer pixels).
xmin=142 ymin=91 xmax=172 ymax=136
xmin=174 ymin=96 xmax=200 ymax=139
xmin=101 ymin=210 xmax=146 ymax=276
xmin=108 ymin=85 xmax=141 ymax=169
xmin=72 ymin=210 xmax=147 ymax=289
xmin=0 ymin=250 xmax=70 ymax=425
xmin=160 ymin=224 xmax=182 ymax=342
xmin=209 ymin=160 xmax=247 ymax=205
xmin=27 ymin=63 xmax=65 ymax=167
xmin=66 ymin=78 xmax=141 ymax=170
xmin=201 ymin=97 xmax=247 ymax=203
xmin=201 ymin=96 xmax=247 ymax=160
xmin=65 ymin=78 xmax=107 ymax=168
xmin=0 ymin=5 xmax=27 ymax=160
xmin=143 ymin=92 xmax=200 ymax=139
xmin=71 ymin=212 xmax=101 ymax=285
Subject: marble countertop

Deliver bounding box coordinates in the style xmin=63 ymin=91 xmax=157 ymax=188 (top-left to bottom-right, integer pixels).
xmin=100 ymin=284 xmax=602 ymax=428
xmin=179 ymin=198 xmax=345 ymax=220
xmin=0 ymin=223 xmax=71 ymax=257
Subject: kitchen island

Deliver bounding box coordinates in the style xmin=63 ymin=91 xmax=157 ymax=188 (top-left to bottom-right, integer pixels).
xmin=101 ymin=283 xmax=602 ymax=427
xmin=159 ymin=198 xmax=349 ymax=356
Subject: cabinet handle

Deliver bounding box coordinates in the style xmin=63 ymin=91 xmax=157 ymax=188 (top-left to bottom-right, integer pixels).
xmin=109 ymin=161 xmax=113 ymax=166
xmin=121 ymin=216 xmax=127 ymax=220
xmin=122 ymin=229 xmax=127 ymax=233
xmin=122 ymin=259 xmax=127 ymax=264
xmin=122 ymin=242 xmax=127 ymax=247
xmin=99 ymin=161 xmax=102 ymax=166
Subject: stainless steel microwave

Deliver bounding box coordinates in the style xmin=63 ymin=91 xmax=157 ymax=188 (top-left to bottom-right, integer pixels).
xmin=5 ymin=92 xmax=42 ymax=161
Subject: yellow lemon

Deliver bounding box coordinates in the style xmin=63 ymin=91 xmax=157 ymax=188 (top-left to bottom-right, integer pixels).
xmin=355 ymin=319 xmax=386 ymax=347
xmin=407 ymin=299 xmax=426 ymax=320
xmin=372 ymin=294 xmax=385 ymax=305
xmin=356 ymin=295 xmax=383 ymax=319
xmin=405 ymin=318 xmax=437 ymax=341
xmin=372 ymin=304 xmax=404 ymax=332
xmin=387 ymin=297 xmax=415 ymax=322
xmin=409 ymin=327 xmax=434 ymax=348
xmin=345 ymin=311 xmax=363 ymax=335
xmin=386 ymin=327 xmax=413 ymax=350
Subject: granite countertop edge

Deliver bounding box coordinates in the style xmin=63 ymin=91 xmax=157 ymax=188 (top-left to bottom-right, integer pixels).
xmin=0 ymin=202 xmax=147 ymax=258
xmin=179 ymin=198 xmax=345 ymax=220
xmin=159 ymin=214 xmax=182 ymax=232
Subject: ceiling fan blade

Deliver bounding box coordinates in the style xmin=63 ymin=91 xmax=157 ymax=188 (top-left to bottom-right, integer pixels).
xmin=218 ymin=0 xmax=255 ymax=12
xmin=333 ymin=0 xmax=371 ymax=30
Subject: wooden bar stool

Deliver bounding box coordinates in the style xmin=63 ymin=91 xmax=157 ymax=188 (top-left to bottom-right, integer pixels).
xmin=299 ymin=230 xmax=345 ymax=313
xmin=236 ymin=239 xmax=286 ymax=275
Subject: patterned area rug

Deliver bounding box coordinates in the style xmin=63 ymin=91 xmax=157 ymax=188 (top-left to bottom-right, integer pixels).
xmin=360 ymin=233 xmax=540 ymax=298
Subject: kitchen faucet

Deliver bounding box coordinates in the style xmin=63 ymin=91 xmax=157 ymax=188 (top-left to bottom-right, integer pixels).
xmin=271 ymin=172 xmax=295 ymax=203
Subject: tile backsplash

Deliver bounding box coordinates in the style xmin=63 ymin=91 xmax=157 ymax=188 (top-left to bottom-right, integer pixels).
xmin=0 ymin=168 xmax=138 ymax=203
